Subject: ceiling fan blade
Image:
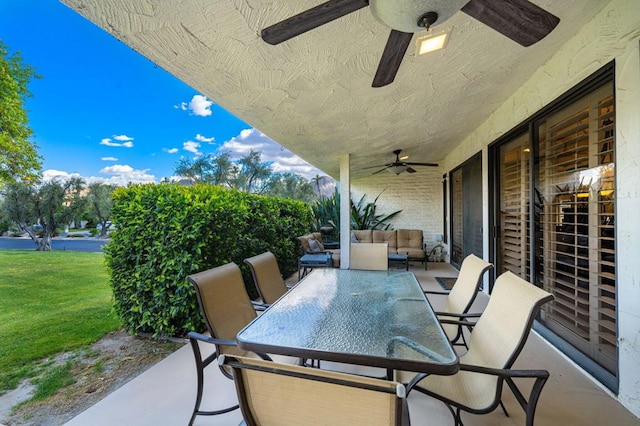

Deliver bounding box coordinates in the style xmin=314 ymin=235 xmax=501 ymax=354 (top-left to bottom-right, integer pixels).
xmin=261 ymin=0 xmax=369 ymax=45
xmin=461 ymin=0 xmax=560 ymax=47
xmin=406 ymin=167 xmax=417 ymax=173
xmin=362 ymin=163 xmax=391 ymax=169
xmin=405 ymin=162 xmax=439 ymax=167
xmin=371 ymin=168 xmax=389 ymax=175
xmin=372 ymin=30 xmax=413 ymax=87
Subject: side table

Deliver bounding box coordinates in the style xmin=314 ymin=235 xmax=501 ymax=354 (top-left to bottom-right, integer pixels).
xmin=388 ymin=253 xmax=409 ymax=271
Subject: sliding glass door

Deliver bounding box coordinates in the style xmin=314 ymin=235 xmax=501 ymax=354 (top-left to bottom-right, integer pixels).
xmin=536 ymin=82 xmax=616 ymax=376
xmin=491 ymin=68 xmax=617 ymax=389
xmin=450 ymin=153 xmax=483 ymax=269
xmin=496 ymin=133 xmax=531 ymax=280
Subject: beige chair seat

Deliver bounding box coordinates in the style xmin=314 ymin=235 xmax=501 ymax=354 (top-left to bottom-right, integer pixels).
xmin=222 ymin=355 xmax=410 ymax=426
xmin=187 ymin=262 xmax=301 ymax=425
xmin=425 ymin=254 xmax=493 ymax=346
xmin=397 ymin=271 xmax=554 ymax=425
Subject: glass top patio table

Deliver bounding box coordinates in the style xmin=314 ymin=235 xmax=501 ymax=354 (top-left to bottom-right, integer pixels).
xmin=237 ymin=268 xmax=459 ymax=375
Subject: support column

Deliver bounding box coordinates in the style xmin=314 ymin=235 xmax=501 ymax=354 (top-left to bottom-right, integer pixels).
xmin=339 ymin=154 xmax=350 ymax=269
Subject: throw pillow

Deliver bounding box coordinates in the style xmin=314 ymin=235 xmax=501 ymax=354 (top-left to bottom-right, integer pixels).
xmin=308 ymin=239 xmax=324 ymax=253
xmin=350 ymin=232 xmax=359 ymax=243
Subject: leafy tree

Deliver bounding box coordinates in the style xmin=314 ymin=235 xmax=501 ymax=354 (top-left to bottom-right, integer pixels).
xmin=0 ymin=40 xmax=41 ymax=185
xmin=173 ymin=149 xmax=319 ymax=201
xmin=266 ymin=172 xmax=316 ymax=202
xmin=232 ymin=149 xmax=273 ymax=193
xmin=174 ymin=151 xmax=235 ymax=185
xmin=2 ymin=177 xmax=86 ymax=250
xmin=86 ymin=182 xmax=115 ymax=237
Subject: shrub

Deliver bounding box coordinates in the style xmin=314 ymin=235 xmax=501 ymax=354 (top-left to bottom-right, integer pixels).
xmin=104 ymin=183 xmax=313 ymax=337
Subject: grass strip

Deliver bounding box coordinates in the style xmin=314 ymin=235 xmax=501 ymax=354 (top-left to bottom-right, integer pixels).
xmin=0 ymin=250 xmax=120 ymax=393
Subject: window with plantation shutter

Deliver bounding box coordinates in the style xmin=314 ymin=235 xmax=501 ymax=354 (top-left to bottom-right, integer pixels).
xmin=491 ymin=68 xmax=616 ymax=389
xmin=536 ymin=82 xmax=616 ymax=375
xmin=497 ymin=133 xmax=530 ymax=279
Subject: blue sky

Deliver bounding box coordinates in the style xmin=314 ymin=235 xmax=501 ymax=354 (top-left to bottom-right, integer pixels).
xmin=0 ymin=0 xmax=326 ymax=185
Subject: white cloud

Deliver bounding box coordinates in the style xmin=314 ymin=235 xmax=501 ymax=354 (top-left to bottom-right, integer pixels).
xmin=220 ymin=128 xmax=331 ymax=180
xmin=41 ymin=169 xmax=82 ymax=182
xmin=164 ymin=148 xmax=179 ymax=154
xmin=183 ymin=141 xmax=201 ymax=156
xmin=100 ymin=136 xmax=134 ymax=148
xmin=177 ymin=95 xmax=213 ymax=117
xmin=102 ymin=157 xmax=118 ymax=161
xmin=99 ymin=164 xmax=155 ymax=185
xmin=41 ymin=166 xmax=155 ymax=186
xmin=195 ymin=133 xmax=215 ymax=143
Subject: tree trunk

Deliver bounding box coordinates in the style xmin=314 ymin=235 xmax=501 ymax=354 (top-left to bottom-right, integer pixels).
xmin=99 ymin=220 xmax=110 ymax=238
xmin=36 ymin=235 xmax=52 ymax=251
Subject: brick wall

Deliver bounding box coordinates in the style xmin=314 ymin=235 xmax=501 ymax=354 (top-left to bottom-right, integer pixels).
xmin=352 ymin=167 xmax=443 ymax=250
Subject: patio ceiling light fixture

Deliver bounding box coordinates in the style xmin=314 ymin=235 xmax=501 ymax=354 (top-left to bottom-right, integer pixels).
xmin=388 ymin=165 xmax=409 ymax=175
xmin=416 ymin=31 xmax=449 ymax=55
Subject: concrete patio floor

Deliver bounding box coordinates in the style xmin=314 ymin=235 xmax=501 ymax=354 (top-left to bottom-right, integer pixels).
xmin=65 ymin=262 xmax=640 ymax=426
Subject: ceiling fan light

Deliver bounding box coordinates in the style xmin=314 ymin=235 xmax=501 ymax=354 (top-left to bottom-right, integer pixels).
xmin=388 ymin=165 xmax=408 ymax=175
xmin=369 ymin=0 xmax=467 ymax=33
xmin=417 ymin=32 xmax=448 ymax=55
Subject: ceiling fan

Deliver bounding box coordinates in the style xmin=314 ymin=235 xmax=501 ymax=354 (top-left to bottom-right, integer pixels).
xmin=261 ymin=0 xmax=560 ymax=87
xmin=364 ymin=149 xmax=438 ymax=175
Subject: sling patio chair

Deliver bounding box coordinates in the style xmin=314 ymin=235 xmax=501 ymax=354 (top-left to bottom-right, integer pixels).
xmin=397 ymin=271 xmax=554 ymax=426
xmin=350 ymin=242 xmax=389 ymax=270
xmin=187 ymin=262 xmax=302 ymax=426
xmin=221 ymin=354 xmax=411 ymax=426
xmin=424 ymin=254 xmax=493 ymax=348
xmin=244 ymin=251 xmax=289 ymax=308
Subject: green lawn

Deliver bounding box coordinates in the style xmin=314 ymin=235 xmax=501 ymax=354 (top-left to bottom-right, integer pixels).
xmin=0 ymin=250 xmax=121 ymax=393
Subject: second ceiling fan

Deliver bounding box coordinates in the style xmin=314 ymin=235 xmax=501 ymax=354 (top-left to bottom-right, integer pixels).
xmin=261 ymin=0 xmax=560 ymax=87
xmin=365 ymin=149 xmax=438 ymax=175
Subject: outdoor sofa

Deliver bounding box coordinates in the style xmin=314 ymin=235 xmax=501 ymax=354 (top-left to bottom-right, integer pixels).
xmin=298 ymin=229 xmax=427 ymax=269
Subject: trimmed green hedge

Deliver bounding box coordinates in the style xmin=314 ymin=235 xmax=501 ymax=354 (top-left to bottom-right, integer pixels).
xmin=104 ymin=183 xmax=313 ymax=337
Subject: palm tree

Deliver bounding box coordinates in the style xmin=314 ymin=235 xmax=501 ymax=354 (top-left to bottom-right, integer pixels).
xmin=311 ymin=174 xmax=325 ymax=197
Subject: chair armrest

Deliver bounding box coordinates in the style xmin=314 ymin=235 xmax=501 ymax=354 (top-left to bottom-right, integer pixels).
xmin=435 ymin=311 xmax=482 ymax=319
xmin=424 ymin=289 xmax=450 ymax=296
xmin=188 ymin=331 xmax=238 ymax=347
xmin=459 ymin=363 xmax=549 ymax=379
xmin=251 ymin=300 xmax=269 ymax=311
xmin=387 ymin=336 xmax=450 ymax=363
xmin=437 ymin=318 xmax=478 ymax=328
xmin=188 ymin=331 xmax=273 ymax=362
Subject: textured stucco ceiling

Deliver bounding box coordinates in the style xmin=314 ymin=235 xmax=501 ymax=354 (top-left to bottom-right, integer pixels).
xmin=62 ymin=0 xmax=608 ymax=179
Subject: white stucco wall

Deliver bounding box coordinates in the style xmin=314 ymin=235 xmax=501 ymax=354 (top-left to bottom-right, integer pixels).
xmin=614 ymin=38 xmax=640 ymax=416
xmin=439 ymin=0 xmax=640 ymax=417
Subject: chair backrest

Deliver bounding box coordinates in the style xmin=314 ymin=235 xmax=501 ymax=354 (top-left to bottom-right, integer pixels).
xmin=244 ymin=251 xmax=288 ymax=305
xmin=222 ymin=355 xmax=409 ymax=426
xmin=350 ymin=243 xmax=388 ymax=270
xmin=445 ymin=255 xmax=492 ymax=314
xmin=463 ymin=271 xmax=554 ymax=371
xmin=187 ymin=263 xmax=257 ymax=358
